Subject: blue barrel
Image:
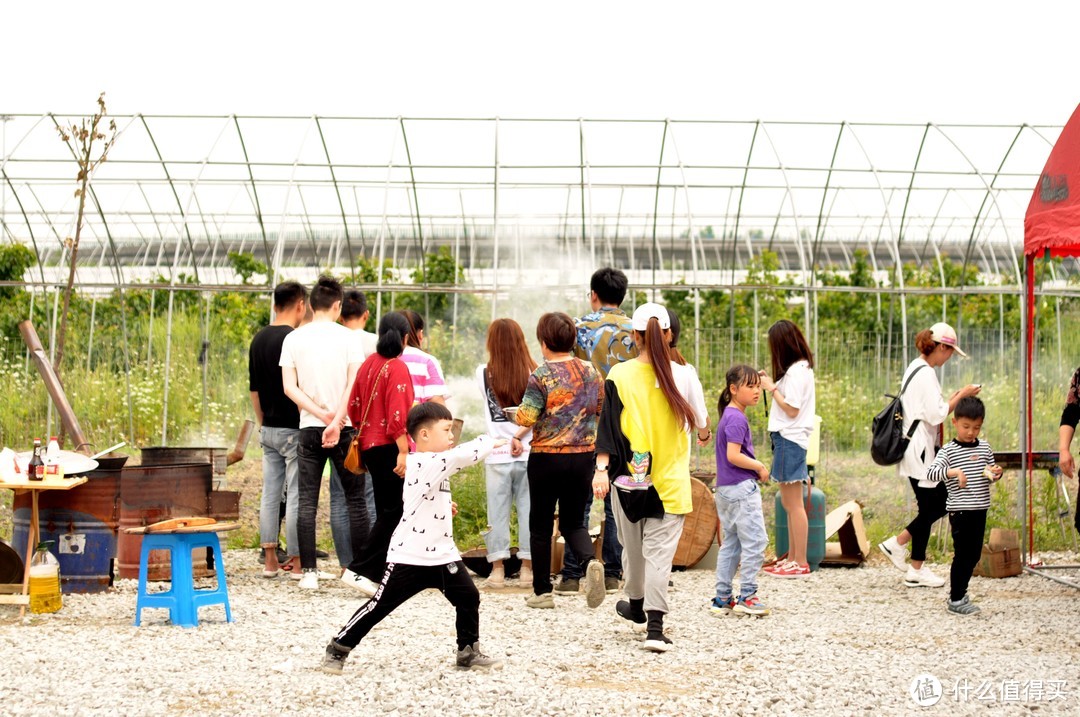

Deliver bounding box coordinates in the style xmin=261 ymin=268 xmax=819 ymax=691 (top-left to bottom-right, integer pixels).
xmin=774 ymin=484 xmax=826 ymax=571
xmin=12 ymin=470 xmax=120 ymax=593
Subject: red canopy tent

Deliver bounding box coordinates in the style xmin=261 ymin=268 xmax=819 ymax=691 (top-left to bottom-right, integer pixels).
xmin=1023 ymin=103 xmax=1080 ymax=581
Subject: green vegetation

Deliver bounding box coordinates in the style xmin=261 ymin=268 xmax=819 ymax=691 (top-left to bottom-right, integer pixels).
xmin=1 ymin=242 xmax=1078 ymax=556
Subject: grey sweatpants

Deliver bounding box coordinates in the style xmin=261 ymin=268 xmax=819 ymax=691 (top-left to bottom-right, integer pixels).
xmin=612 ymin=496 xmax=685 ymax=614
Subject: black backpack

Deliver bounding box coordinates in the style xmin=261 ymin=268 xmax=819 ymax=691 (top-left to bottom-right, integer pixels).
xmin=871 ymin=365 xmax=925 ymax=466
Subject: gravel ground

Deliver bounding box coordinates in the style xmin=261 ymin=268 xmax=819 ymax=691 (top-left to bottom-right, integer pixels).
xmin=2 ymin=553 xmax=1079 ymax=716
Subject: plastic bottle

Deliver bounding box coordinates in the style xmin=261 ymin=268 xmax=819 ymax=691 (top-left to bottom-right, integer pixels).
xmin=45 ymin=436 xmax=62 ymax=478
xmin=29 ymin=541 xmax=62 ymax=614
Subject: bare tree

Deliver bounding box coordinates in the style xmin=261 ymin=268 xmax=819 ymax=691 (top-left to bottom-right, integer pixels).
xmin=53 ymin=93 xmax=118 ymax=444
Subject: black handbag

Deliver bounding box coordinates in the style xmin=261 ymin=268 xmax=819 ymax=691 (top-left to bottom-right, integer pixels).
xmin=612 ymin=451 xmax=665 ymax=523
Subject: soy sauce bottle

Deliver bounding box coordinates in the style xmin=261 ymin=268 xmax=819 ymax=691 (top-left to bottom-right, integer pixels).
xmin=28 ymin=439 xmax=44 ymax=481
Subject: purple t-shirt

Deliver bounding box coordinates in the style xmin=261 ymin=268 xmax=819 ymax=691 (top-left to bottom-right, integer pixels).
xmin=715 ymin=406 xmax=759 ymax=487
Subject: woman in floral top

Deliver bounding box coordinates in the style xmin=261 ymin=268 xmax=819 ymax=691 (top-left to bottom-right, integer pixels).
xmin=341 ymin=312 xmax=415 ymax=595
xmin=513 ymin=312 xmax=607 ymax=610
xmin=1059 ymin=365 xmax=1080 ymax=533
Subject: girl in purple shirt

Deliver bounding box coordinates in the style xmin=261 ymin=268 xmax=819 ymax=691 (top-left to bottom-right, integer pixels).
xmin=710 ymin=365 xmax=772 ymax=618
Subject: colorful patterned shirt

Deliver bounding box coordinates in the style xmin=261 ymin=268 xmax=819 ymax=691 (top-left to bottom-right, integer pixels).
xmin=574 ymin=307 xmax=638 ymax=378
xmin=515 ymin=358 xmax=603 ymax=453
xmin=1062 ymin=366 xmax=1080 ymax=430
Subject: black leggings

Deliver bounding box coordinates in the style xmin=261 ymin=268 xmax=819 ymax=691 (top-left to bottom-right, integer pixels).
xmin=527 ymin=451 xmax=597 ymax=595
xmin=348 ymin=443 xmax=404 ymax=581
xmin=333 ymin=561 xmax=479 ymax=651
xmin=904 ymin=478 xmax=947 ymax=562
xmin=948 ymin=510 xmax=987 ymax=602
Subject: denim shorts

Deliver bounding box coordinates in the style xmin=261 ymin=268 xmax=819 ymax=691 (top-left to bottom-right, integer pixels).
xmin=770 ymin=432 xmax=808 ymax=483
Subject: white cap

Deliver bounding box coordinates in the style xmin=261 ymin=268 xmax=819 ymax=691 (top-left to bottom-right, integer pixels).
xmin=929 ymin=322 xmax=967 ymax=358
xmin=631 ymin=302 xmax=671 ymax=331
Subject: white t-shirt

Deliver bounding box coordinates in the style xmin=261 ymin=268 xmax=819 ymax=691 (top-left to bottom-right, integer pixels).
xmin=767 ymin=360 xmax=816 ymax=448
xmin=354 ymin=328 xmax=378 ymax=359
xmin=279 ymin=320 xmax=364 ymax=429
xmin=387 ymin=435 xmax=494 ymax=566
xmin=673 ymin=362 xmax=709 ymax=431
xmin=475 ymin=364 xmax=532 ymax=464
xmin=898 ymin=357 xmax=950 ymax=485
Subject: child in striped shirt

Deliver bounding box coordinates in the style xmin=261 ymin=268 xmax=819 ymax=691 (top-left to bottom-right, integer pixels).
xmin=925 ymin=397 xmax=1003 ymax=615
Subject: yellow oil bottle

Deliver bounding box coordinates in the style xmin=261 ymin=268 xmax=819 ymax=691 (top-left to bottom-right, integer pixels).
xmin=29 ymin=541 xmax=62 ymax=614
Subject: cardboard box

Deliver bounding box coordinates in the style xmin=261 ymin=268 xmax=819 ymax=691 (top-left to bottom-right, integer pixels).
xmin=974 ymin=528 xmax=1021 ymax=578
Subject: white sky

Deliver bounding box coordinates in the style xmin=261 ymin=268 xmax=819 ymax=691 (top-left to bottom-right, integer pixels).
xmin=3 ymin=0 xmax=1077 ymax=124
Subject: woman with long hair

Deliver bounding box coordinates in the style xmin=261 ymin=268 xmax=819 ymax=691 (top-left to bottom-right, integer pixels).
xmin=594 ymin=303 xmax=709 ymax=652
xmin=758 ymin=319 xmax=816 ymax=579
xmin=476 ymin=318 xmax=537 ymax=587
xmin=339 ymin=312 xmax=415 ymax=597
xmin=398 ymin=309 xmax=448 ymax=405
xmin=513 ymin=312 xmax=606 ymax=610
xmin=878 ymin=323 xmax=980 ymax=587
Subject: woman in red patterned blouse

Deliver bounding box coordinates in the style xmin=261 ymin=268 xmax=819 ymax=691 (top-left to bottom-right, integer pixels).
xmin=341 ymin=312 xmax=415 ymax=596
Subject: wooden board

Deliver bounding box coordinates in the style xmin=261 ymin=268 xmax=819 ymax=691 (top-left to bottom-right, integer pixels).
xmin=123 ymin=517 xmax=239 ymax=534
xmin=672 ymin=477 xmax=718 ymax=568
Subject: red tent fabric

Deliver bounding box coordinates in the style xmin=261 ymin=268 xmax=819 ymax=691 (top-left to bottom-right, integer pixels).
xmin=1025 ymin=103 xmax=1080 ymax=258
xmin=1023 ymin=102 xmax=1080 ymax=561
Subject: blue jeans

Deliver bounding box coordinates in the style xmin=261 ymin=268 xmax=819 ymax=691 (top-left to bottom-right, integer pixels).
xmin=330 ymin=467 xmax=375 ymax=567
xmin=297 ymin=427 xmax=370 ymax=570
xmin=482 ymin=461 xmax=531 ymax=561
xmin=329 ymin=465 xmax=353 ymax=568
xmin=714 ymin=479 xmax=768 ymax=601
xmin=259 ymin=426 xmax=299 ymax=556
xmin=561 ymin=492 xmax=622 ymax=579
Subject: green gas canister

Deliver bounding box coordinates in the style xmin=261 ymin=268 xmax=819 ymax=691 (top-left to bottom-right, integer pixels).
xmin=774 ymin=483 xmax=826 ymax=571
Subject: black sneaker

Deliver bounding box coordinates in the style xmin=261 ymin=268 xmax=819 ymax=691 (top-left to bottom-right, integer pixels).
xmin=615 ymin=599 xmax=647 ymax=633
xmin=258 ymin=546 xmax=289 ymax=565
xmin=456 ymin=642 xmax=503 ymax=670
xmin=319 ymin=641 xmax=351 ymax=675
xmin=643 ymin=631 xmax=673 ymax=653
xmin=315 ymin=548 xmax=330 ymax=559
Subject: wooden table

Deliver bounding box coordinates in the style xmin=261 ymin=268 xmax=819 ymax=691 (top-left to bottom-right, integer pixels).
xmin=0 ymin=475 xmax=88 ymax=615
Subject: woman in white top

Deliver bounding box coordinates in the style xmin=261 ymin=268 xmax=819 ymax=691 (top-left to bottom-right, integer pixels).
xmin=877 ymin=322 xmax=980 ymax=587
xmin=476 ymin=318 xmax=536 ymax=587
xmin=758 ymin=320 xmax=816 ymax=578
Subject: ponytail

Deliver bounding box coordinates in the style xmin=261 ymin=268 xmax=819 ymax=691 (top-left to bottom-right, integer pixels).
xmin=641 ymin=318 xmax=697 ymax=429
xmin=717 ymin=385 xmax=734 ymax=413
xmin=377 ymin=312 xmax=410 ymax=358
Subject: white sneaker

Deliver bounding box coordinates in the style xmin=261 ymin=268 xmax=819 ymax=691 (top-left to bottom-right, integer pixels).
xmin=877 ymin=536 xmax=908 ymax=572
xmin=340 ymin=569 xmax=378 ymax=597
xmin=483 ymin=564 xmax=505 ymax=588
xmin=904 ymin=565 xmax=946 ymax=588
xmin=298 ymin=570 xmax=319 ymax=590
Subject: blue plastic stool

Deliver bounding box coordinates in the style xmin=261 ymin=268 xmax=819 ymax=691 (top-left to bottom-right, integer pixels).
xmin=134 ymin=532 xmax=233 ymax=628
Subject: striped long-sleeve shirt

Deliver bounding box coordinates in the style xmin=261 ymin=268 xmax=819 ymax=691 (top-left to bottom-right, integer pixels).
xmin=925 ymin=438 xmax=998 ymax=511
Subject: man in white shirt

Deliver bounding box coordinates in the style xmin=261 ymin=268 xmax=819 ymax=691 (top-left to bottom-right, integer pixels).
xmin=280 ymin=275 xmax=368 ymax=590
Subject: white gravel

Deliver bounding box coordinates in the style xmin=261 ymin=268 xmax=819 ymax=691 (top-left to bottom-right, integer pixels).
xmin=3 ymin=551 xmax=1079 ymax=716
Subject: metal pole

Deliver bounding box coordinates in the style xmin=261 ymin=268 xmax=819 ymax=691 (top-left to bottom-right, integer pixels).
xmin=491 ymin=117 xmax=500 ymax=321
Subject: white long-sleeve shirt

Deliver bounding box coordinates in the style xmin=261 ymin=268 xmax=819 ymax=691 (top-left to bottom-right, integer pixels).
xmin=386 ymin=435 xmax=494 ymax=566
xmin=897 ymin=357 xmax=950 ymax=486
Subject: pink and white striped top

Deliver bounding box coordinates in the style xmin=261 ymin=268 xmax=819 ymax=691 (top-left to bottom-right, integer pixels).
xmin=401 ymin=346 xmax=449 ymax=404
